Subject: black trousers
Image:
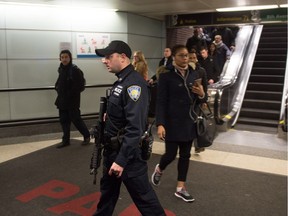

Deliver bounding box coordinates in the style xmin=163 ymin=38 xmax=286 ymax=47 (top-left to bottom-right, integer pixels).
xmin=59 ymin=108 xmax=90 ymax=143
xmin=159 ymin=140 xmax=193 ymax=182
xmin=94 ymin=151 xmax=166 ymax=216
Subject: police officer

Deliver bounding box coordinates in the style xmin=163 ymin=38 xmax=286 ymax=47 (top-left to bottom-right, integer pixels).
xmin=94 ymin=40 xmax=166 ymax=216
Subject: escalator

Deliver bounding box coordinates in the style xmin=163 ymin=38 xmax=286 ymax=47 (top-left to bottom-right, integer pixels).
xmin=236 ymin=24 xmax=287 ymax=131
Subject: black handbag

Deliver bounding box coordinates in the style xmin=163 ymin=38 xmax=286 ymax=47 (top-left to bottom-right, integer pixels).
xmin=194 ymin=103 xmax=217 ymax=148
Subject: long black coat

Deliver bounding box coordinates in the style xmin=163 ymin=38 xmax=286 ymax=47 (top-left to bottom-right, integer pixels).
xmin=54 ymin=63 xmax=85 ymax=110
xmin=156 ymin=65 xmax=207 ymax=142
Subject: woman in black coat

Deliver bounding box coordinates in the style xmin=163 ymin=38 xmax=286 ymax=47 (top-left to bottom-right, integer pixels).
xmin=151 ymin=45 xmax=207 ymax=203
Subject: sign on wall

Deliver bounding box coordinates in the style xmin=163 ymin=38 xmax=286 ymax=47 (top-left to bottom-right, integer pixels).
xmin=76 ymin=33 xmax=110 ymax=58
xmin=168 ymin=8 xmax=287 ymax=27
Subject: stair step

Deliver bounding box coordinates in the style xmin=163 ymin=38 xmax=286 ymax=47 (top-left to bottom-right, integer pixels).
xmin=258 ymin=43 xmax=286 ymax=48
xmin=242 ymin=99 xmax=281 ymax=110
xmin=260 ymin=37 xmax=287 ymax=43
xmin=247 ymin=82 xmax=284 ymax=92
xmin=253 ymin=61 xmax=286 ymax=68
xmin=249 ymin=74 xmax=284 ymax=83
xmin=233 ymin=123 xmax=278 ymax=133
xmin=257 ymin=48 xmax=287 ymax=55
xmin=255 ymin=54 xmax=286 ymax=61
xmin=238 ymin=117 xmax=278 ymax=124
xmin=262 ymin=25 xmax=287 ymax=33
xmin=261 ymin=32 xmax=287 ymax=38
xmin=240 ymin=108 xmax=280 ymax=120
xmin=241 ymin=107 xmax=279 ymax=114
xmin=251 ymin=67 xmax=285 ymax=75
xmin=237 ymin=117 xmax=279 ymax=128
xmin=245 ymin=90 xmax=282 ymax=101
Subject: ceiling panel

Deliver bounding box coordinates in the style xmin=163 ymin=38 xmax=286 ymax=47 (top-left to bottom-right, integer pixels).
xmin=1 ymin=0 xmax=286 ymax=20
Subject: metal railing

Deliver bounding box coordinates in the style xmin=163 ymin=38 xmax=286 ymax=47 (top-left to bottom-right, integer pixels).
xmin=0 ymin=84 xmax=112 ymax=127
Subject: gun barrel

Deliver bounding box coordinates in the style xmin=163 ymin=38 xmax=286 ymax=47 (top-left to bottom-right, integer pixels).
xmin=90 ymin=96 xmax=107 ymax=185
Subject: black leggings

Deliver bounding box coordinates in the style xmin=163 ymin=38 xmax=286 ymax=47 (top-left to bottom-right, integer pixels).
xmin=159 ymin=140 xmax=193 ymax=182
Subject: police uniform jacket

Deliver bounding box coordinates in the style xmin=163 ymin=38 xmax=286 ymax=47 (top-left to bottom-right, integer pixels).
xmin=156 ymin=65 xmax=207 ymax=142
xmin=105 ymin=64 xmax=149 ymax=177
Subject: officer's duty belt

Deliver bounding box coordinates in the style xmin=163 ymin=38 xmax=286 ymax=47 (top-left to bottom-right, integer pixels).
xmin=104 ymin=135 xmax=121 ymax=151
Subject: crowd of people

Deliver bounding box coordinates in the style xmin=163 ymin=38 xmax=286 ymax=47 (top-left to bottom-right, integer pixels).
xmin=53 ymin=26 xmax=238 ymax=215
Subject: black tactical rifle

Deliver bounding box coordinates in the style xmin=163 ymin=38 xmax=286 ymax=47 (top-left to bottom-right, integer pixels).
xmin=90 ymin=97 xmax=107 ymax=185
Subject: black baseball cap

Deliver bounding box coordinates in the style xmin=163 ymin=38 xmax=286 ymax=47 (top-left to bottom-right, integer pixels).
xmin=95 ymin=40 xmax=132 ymax=58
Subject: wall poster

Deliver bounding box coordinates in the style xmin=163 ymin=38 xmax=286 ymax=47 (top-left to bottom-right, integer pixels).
xmin=76 ymin=33 xmax=110 ymax=58
xmin=59 ymin=42 xmax=72 ymax=52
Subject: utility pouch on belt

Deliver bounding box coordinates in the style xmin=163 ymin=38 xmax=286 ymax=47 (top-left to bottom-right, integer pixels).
xmin=104 ymin=135 xmax=121 ymax=151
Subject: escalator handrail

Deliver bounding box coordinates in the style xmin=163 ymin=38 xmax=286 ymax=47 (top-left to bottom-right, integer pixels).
xmin=279 ymin=51 xmax=288 ymax=132
xmin=207 ymin=25 xmax=258 ymax=124
xmin=212 ymin=25 xmax=254 ymax=89
xmin=230 ymin=25 xmax=263 ymax=126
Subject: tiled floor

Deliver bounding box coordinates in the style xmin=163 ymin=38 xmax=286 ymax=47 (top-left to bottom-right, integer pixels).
xmin=0 ymin=129 xmax=287 ymax=176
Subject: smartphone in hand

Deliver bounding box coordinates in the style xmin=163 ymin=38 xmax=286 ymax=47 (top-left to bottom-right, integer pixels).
xmin=194 ymin=78 xmax=202 ymax=87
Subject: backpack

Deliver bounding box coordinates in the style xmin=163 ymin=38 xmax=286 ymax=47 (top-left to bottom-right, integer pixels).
xmin=70 ymin=64 xmax=86 ymax=92
xmin=79 ymin=69 xmax=86 ymax=92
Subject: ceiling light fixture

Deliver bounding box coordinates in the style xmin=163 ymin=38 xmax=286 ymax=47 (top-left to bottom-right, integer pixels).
xmin=0 ymin=1 xmax=118 ymax=12
xmin=279 ymin=4 xmax=288 ymax=8
xmin=216 ymin=5 xmax=278 ymax=12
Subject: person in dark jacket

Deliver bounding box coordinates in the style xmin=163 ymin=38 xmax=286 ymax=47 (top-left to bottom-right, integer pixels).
xmin=186 ymin=27 xmax=207 ymax=54
xmin=94 ymin=40 xmax=165 ymax=216
xmin=148 ymin=47 xmax=172 ymax=85
xmin=151 ymin=44 xmax=207 ymax=203
xmin=158 ymin=47 xmax=173 ymax=67
xmin=54 ymin=50 xmax=90 ymax=148
xmin=199 ymin=47 xmax=220 ymax=84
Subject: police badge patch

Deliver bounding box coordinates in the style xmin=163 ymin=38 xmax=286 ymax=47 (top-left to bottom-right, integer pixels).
xmin=127 ymin=85 xmax=141 ymax=101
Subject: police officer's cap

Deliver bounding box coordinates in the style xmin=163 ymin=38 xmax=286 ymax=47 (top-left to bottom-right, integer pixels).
xmin=95 ymin=40 xmax=132 ymax=58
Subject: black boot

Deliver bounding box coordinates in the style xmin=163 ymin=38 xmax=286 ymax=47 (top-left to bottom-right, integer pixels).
xmin=56 ymin=142 xmax=70 ymax=148
xmin=81 ymin=137 xmax=91 ymax=146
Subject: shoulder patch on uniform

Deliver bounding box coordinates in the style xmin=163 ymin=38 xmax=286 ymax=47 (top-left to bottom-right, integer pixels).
xmin=127 ymin=85 xmax=141 ymax=102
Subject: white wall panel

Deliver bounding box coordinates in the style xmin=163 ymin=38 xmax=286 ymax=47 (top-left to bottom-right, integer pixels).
xmin=74 ymin=59 xmax=115 ymax=85
xmin=128 ymin=34 xmax=162 ymax=59
xmin=127 ymin=13 xmax=162 ymax=37
xmin=81 ymin=87 xmax=108 ymax=114
xmin=0 ymin=60 xmax=8 ymax=88
xmin=9 ymin=90 xmax=57 ymax=120
xmin=0 ymin=93 xmax=10 ymax=121
xmin=146 ymin=59 xmax=160 ymax=79
xmin=8 ymin=60 xmax=59 ymax=88
xmin=109 ymin=33 xmax=128 ymax=44
xmin=71 ymin=12 xmax=127 ymax=33
xmin=4 ymin=5 xmax=71 ymax=30
xmin=0 ymin=7 xmax=4 ymax=28
xmin=1 ymin=6 xmax=165 ymax=122
xmin=128 ymin=34 xmax=162 ymax=78
xmin=6 ymin=30 xmax=72 ymax=59
xmin=0 ymin=30 xmax=6 ymax=58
